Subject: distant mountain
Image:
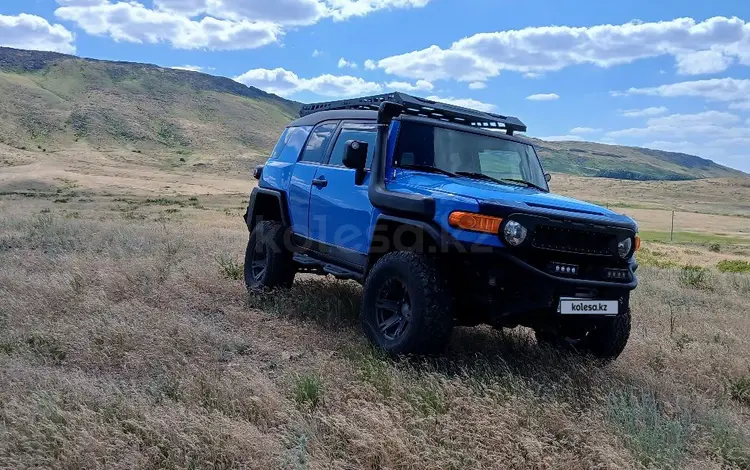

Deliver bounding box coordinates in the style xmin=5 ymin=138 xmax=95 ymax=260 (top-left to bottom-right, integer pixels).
xmin=0 ymin=47 xmax=744 ymax=180
xmin=530 ymin=138 xmax=744 ymax=180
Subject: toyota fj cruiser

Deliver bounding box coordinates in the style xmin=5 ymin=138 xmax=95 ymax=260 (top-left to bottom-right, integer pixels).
xmin=243 ymin=93 xmax=640 ymax=360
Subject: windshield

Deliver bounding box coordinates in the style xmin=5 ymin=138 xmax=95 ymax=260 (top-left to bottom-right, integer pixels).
xmin=395 ymin=121 xmax=548 ymax=191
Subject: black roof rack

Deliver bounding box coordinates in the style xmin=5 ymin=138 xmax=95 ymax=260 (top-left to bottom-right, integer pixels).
xmin=299 ymin=92 xmax=527 ymax=135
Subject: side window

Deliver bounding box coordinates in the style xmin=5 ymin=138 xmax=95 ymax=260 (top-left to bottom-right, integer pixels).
xmin=328 ymin=123 xmax=378 ymax=167
xmin=300 ymin=122 xmax=338 ymax=163
xmin=276 ymin=126 xmax=312 ymax=161
xmin=268 ymin=128 xmax=290 ymax=159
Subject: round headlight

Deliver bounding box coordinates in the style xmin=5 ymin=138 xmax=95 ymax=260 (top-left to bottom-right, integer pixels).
xmin=504 ymin=220 xmax=528 ymax=247
xmin=617 ymin=237 xmax=633 ymax=258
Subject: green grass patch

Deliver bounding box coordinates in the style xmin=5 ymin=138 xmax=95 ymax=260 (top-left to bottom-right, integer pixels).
xmin=729 ymin=375 xmax=750 ymax=406
xmin=679 ymin=265 xmax=713 ymax=290
xmin=717 ymin=260 xmax=750 ymax=274
xmin=607 ymin=390 xmax=691 ymax=469
xmin=704 ymin=411 xmax=750 ymax=468
xmin=292 ymin=373 xmax=324 ymax=411
xmin=639 ymin=230 xmax=750 ymax=246
xmin=637 ymin=248 xmax=679 ymax=269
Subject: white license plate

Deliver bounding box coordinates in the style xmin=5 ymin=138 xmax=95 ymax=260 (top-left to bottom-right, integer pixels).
xmin=558 ymin=298 xmax=618 ymax=315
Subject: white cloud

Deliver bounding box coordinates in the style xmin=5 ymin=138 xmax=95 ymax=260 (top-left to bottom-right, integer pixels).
xmin=364 ymin=59 xmax=377 ymax=70
xmin=619 ymin=77 xmax=750 ymax=110
xmin=539 ymin=135 xmax=584 ymax=142
xmin=675 ymin=49 xmax=734 ymax=75
xmin=621 ymin=106 xmax=668 ymax=117
xmin=468 ymin=81 xmax=486 ymax=90
xmin=338 ymin=57 xmax=357 ymax=69
xmin=622 ymin=77 xmax=750 ymax=101
xmin=385 ymin=80 xmax=433 ymax=92
xmin=53 ymin=0 xmax=431 ymax=51
xmin=153 ymin=0 xmax=327 ymax=25
xmin=312 ymin=49 xmax=322 ymax=57
xmin=523 ymin=72 xmax=542 ymax=79
xmin=0 ymin=13 xmax=76 ymax=54
xmin=235 ymin=67 xmax=382 ymax=97
xmin=526 ymin=93 xmax=559 ymax=101
xmin=570 ymin=127 xmax=600 ymax=134
xmin=55 ymin=2 xmax=281 ymax=50
xmin=605 ymin=110 xmax=750 ymax=171
xmin=168 ymin=64 xmax=214 ymax=72
xmin=374 ymin=16 xmax=750 ymax=82
xmin=425 ymin=96 xmax=497 ymax=112
xmin=607 ymin=110 xmax=741 ymax=139
xmin=327 ymin=0 xmax=431 ymax=21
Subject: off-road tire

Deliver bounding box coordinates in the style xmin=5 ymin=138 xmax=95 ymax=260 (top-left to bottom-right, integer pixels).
xmin=535 ymin=309 xmax=632 ymax=361
xmin=360 ymin=252 xmax=453 ymax=355
xmin=244 ymin=221 xmax=295 ymax=291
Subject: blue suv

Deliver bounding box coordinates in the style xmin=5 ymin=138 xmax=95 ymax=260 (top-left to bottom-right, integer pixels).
xmin=243 ymin=93 xmax=640 ymax=360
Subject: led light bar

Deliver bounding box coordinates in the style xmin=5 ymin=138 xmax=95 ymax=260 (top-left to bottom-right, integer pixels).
xmin=605 ymin=268 xmax=629 ymax=280
xmin=549 ymin=262 xmax=579 ymax=276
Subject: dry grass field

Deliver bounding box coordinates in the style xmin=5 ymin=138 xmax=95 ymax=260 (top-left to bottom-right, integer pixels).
xmin=1 ymin=147 xmax=750 ymax=469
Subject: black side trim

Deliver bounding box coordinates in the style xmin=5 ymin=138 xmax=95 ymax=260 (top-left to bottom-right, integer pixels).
xmin=290 ymin=234 xmax=367 ymax=273
xmin=245 ymin=187 xmax=290 ymax=229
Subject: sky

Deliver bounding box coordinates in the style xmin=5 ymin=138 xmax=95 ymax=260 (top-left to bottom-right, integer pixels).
xmin=1 ymin=0 xmax=750 ymax=172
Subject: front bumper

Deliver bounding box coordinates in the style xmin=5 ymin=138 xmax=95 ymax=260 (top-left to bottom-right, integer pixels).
xmin=498 ymin=251 xmax=639 ymax=290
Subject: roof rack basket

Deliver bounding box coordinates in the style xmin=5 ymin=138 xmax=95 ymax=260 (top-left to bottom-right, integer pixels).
xmin=299 ymin=92 xmax=527 ymax=135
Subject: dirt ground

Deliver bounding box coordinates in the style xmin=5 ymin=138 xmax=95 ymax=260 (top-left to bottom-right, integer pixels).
xmin=1 ymin=146 xmax=749 ymax=469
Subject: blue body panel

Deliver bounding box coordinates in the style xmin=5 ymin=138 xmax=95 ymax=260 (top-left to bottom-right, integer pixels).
xmin=257 ymin=119 xmax=637 ymax=261
xmin=309 ymin=167 xmax=375 ymax=253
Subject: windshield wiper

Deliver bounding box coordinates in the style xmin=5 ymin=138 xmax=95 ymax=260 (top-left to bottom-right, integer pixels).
xmin=498 ymin=178 xmax=548 ymax=192
xmin=456 ymin=172 xmax=547 ymax=192
xmin=400 ymin=164 xmax=457 ymax=177
xmin=455 ymin=171 xmax=505 ymax=185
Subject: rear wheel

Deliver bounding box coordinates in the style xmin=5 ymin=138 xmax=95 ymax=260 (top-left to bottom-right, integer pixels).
xmin=244 ymin=221 xmax=295 ymax=291
xmin=360 ymin=252 xmax=453 ymax=355
xmin=534 ymin=308 xmax=632 ymax=361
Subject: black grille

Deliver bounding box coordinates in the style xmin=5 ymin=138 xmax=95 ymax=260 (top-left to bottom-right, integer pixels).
xmin=532 ymin=225 xmax=615 ymax=256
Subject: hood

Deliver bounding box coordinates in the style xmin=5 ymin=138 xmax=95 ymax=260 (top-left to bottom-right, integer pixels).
xmin=392 ymin=171 xmax=638 ymax=229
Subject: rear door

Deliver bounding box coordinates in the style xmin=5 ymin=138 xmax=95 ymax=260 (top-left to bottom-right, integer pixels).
xmin=308 ymin=121 xmax=378 ymax=255
xmin=288 ymin=121 xmax=338 ymax=237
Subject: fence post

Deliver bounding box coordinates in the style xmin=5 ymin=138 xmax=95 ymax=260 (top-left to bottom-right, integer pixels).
xmin=670 ymin=210 xmax=675 ymax=242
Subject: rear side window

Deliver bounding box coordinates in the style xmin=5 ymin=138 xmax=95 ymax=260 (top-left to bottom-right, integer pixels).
xmin=273 ymin=126 xmax=312 ymax=161
xmin=300 ymin=122 xmax=338 ymax=163
xmin=328 ymin=123 xmax=378 ymax=167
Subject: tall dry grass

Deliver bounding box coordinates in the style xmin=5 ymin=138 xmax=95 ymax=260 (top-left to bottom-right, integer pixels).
xmin=1 ymin=200 xmax=748 ymax=469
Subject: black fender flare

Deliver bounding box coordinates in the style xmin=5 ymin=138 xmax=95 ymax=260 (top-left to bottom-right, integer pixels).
xmin=367 ymin=215 xmax=456 ymax=271
xmin=244 ymin=187 xmax=290 ymax=230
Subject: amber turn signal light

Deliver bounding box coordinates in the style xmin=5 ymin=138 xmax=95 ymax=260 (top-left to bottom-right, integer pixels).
xmin=448 ymin=211 xmax=503 ymax=234
xmin=635 ymin=235 xmax=641 ymax=251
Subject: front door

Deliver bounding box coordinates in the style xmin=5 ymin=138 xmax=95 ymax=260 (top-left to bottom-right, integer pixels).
xmin=287 ymin=121 xmax=338 ymax=237
xmin=308 ymin=121 xmax=378 ymax=257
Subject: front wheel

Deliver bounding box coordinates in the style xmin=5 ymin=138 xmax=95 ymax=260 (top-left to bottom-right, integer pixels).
xmin=535 ymin=308 xmax=632 ymax=361
xmin=360 ymin=252 xmax=453 ymax=356
xmin=244 ymin=221 xmax=295 ymax=291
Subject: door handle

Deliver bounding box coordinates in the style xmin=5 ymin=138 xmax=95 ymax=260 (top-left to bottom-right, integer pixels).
xmin=312 ymin=176 xmax=328 ymax=188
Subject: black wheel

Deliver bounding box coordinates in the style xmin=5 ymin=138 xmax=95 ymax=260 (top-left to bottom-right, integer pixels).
xmin=535 ymin=308 xmax=632 ymax=361
xmin=360 ymin=252 xmax=453 ymax=355
xmin=244 ymin=221 xmax=295 ymax=291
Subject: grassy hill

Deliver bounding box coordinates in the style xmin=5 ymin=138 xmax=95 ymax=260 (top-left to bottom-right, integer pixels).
xmin=0 ymin=47 xmax=745 ymax=180
xmin=0 ymin=47 xmax=299 ymax=161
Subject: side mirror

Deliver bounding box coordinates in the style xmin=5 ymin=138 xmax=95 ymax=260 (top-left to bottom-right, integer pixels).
xmin=343 ymin=140 xmax=368 ymax=185
xmin=545 ymin=173 xmax=552 ymax=183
